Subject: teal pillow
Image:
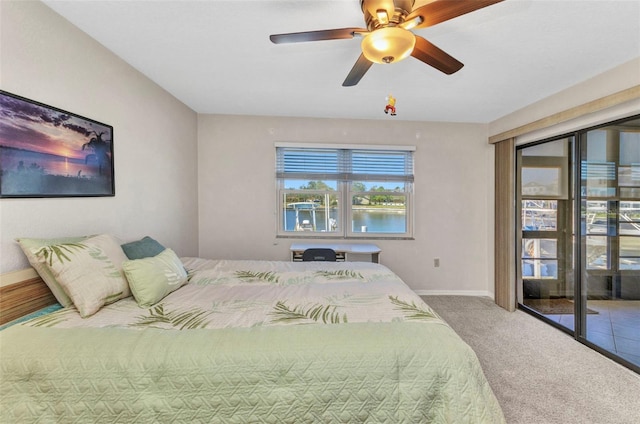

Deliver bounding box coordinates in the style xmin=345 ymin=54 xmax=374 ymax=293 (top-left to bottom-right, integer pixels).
xmin=121 ymin=236 xmax=165 ymax=260
xmin=122 ymin=248 xmax=188 ymax=307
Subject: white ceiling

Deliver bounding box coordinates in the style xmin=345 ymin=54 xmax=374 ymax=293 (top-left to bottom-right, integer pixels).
xmin=42 ymin=0 xmax=640 ymax=123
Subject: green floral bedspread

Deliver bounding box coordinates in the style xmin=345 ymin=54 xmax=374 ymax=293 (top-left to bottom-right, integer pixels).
xmin=19 ymin=258 xmax=446 ymax=330
xmin=0 ymin=259 xmax=506 ymax=423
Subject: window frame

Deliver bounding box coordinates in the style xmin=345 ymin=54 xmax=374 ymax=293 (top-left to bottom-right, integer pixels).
xmin=275 ymin=143 xmax=415 ymax=239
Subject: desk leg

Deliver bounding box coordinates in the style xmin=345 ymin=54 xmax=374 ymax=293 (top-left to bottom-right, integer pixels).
xmin=372 ymin=253 xmax=379 ymax=264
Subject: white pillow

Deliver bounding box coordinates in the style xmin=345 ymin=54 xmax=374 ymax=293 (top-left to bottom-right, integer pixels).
xmin=33 ymin=234 xmax=130 ymax=317
xmin=16 ymin=235 xmax=91 ymax=307
xmin=122 ymin=248 xmax=188 ymax=307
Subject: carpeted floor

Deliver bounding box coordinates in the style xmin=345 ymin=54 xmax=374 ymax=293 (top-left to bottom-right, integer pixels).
xmin=420 ymin=295 xmax=640 ymax=424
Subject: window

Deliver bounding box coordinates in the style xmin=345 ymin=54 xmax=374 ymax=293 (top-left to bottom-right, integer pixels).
xmin=276 ymin=144 xmax=414 ymax=238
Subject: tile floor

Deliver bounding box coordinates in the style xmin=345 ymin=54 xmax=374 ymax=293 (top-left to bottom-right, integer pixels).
xmin=541 ymin=300 xmax=640 ymax=367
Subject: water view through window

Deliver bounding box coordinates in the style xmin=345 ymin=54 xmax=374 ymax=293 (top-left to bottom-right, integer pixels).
xmin=283 ymin=208 xmax=406 ymax=233
xmin=281 ymin=180 xmax=407 ymax=234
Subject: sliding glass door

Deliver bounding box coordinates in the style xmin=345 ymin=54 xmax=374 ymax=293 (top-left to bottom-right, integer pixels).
xmin=516 ymin=115 xmax=640 ymax=372
xmin=580 ymin=118 xmax=640 ymax=367
xmin=517 ymin=137 xmax=575 ymax=331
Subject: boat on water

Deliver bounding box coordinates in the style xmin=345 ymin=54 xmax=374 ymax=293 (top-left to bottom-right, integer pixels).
xmin=286 ymin=201 xmax=337 ymax=232
xmin=286 ymin=201 xmax=319 ymax=231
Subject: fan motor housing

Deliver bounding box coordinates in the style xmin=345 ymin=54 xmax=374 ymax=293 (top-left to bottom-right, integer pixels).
xmin=361 ymin=0 xmax=415 ymax=30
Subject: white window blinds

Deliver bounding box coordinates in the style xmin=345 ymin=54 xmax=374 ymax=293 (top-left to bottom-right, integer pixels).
xmin=276 ymin=147 xmax=414 ymax=183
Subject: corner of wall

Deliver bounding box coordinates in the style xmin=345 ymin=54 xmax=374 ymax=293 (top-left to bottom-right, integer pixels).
xmin=488 ymin=57 xmax=640 ymax=139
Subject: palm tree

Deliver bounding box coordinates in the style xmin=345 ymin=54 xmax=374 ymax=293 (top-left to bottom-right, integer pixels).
xmin=82 ymin=131 xmax=110 ymax=176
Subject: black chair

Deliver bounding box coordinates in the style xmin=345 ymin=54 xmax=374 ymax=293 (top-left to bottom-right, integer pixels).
xmin=302 ymin=248 xmax=337 ymax=262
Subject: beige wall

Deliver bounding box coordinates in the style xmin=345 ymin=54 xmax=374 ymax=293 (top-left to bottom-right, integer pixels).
xmin=198 ymin=115 xmax=496 ymax=295
xmin=0 ymin=1 xmax=199 ymax=273
xmin=489 ymin=58 xmax=640 ymax=143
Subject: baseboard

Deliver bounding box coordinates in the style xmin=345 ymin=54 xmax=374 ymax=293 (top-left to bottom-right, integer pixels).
xmin=414 ymin=289 xmax=494 ymax=299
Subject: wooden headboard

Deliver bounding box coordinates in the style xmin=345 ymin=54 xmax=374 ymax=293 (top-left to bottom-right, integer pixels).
xmin=0 ymin=269 xmax=57 ymax=326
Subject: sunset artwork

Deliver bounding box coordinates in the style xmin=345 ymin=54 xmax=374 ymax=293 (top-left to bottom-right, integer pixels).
xmin=0 ymin=91 xmax=114 ymax=197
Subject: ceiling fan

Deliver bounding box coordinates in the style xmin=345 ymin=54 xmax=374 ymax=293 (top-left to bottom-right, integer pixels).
xmin=270 ymin=0 xmax=504 ymax=86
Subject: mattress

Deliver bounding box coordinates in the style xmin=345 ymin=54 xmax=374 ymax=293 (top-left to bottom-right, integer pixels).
xmin=0 ymin=258 xmax=505 ymax=423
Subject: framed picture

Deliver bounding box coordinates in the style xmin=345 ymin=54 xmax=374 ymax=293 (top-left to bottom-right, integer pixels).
xmin=0 ymin=90 xmax=114 ymax=198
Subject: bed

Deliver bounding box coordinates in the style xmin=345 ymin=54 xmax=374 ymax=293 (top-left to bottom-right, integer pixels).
xmin=0 ymin=235 xmax=505 ymax=423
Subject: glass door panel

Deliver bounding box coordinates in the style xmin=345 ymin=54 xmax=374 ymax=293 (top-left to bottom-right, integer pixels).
xmin=580 ymin=118 xmax=640 ymax=368
xmin=517 ymin=137 xmax=575 ymax=330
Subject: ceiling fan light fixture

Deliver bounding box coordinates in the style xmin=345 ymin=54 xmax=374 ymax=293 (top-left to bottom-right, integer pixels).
xmin=376 ymin=9 xmax=389 ymax=25
xmin=400 ymin=15 xmax=423 ymax=31
xmin=361 ymin=27 xmax=415 ymax=64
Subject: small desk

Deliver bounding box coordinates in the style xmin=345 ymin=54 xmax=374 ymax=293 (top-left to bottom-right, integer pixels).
xmin=290 ymin=243 xmax=381 ymax=263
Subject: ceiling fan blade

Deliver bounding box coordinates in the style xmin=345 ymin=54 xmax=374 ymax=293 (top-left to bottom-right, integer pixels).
xmin=342 ymin=54 xmax=374 ymax=87
xmin=406 ymin=0 xmax=504 ymax=30
xmin=270 ymin=28 xmax=366 ymax=44
xmin=411 ymin=35 xmax=463 ymax=75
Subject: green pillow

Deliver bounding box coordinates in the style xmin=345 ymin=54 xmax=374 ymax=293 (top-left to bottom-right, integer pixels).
xmin=121 ymin=236 xmax=165 ymax=260
xmin=122 ymin=248 xmax=188 ymax=307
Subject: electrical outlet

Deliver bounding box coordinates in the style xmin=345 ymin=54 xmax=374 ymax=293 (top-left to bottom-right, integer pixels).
xmin=434 ymin=258 xmax=440 ymax=267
